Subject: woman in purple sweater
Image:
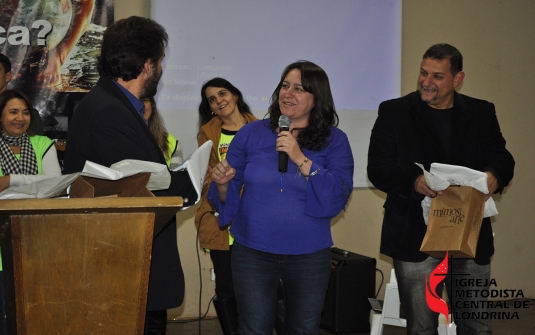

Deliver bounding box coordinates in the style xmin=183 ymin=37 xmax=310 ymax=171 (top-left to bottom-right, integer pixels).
xmin=209 ymin=61 xmax=354 ymax=334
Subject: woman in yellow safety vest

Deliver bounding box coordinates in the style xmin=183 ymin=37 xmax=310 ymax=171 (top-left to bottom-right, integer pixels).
xmin=142 ymin=96 xmax=183 ymax=169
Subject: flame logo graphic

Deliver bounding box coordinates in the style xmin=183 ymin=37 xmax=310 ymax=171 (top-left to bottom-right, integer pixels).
xmin=425 ymin=251 xmax=450 ymax=325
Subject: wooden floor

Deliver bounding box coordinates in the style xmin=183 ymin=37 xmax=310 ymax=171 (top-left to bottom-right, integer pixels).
xmin=166 ymin=299 xmax=535 ymax=335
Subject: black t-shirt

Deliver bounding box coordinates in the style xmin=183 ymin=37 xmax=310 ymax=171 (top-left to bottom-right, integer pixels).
xmin=426 ymin=104 xmax=455 ymax=161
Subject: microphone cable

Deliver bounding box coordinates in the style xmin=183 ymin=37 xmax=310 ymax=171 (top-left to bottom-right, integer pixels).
xmin=167 ymin=210 xmax=218 ymax=335
xmin=375 ymin=268 xmax=384 ymax=299
xmin=196 ymin=210 xmax=218 ymax=335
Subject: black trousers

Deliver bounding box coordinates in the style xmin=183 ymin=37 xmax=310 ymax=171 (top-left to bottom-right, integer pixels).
xmin=210 ymin=247 xmax=234 ymax=299
xmin=144 ymin=309 xmax=167 ymax=335
xmin=0 ymin=272 xmax=6 ymax=335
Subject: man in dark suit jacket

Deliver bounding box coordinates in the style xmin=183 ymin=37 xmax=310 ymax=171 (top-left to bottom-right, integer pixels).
xmin=367 ymin=44 xmax=514 ymax=335
xmin=64 ymin=16 xmax=197 ymax=335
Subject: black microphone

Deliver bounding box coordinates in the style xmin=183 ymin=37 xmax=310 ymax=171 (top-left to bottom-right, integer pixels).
xmin=278 ymin=115 xmax=291 ymax=173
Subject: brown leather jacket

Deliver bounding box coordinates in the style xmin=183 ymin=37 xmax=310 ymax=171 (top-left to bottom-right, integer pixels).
xmin=194 ymin=113 xmax=258 ymax=250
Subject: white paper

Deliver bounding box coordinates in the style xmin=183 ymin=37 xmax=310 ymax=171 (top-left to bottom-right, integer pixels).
xmin=0 ymin=174 xmax=79 ymax=199
xmin=0 ymin=159 xmax=172 ymax=199
xmin=173 ymin=140 xmax=212 ymax=208
xmin=415 ymin=162 xmax=498 ymax=224
xmin=89 ymin=160 xmax=171 ymax=190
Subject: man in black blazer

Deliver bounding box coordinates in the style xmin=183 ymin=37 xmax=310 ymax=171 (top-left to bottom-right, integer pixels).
xmin=64 ymin=16 xmax=197 ymax=335
xmin=367 ymin=44 xmax=514 ymax=335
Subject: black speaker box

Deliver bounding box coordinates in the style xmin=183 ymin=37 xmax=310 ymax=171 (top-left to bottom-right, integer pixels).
xmin=321 ymin=247 xmax=376 ymax=334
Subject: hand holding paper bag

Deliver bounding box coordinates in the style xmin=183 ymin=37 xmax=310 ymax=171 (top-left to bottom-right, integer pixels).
xmin=417 ymin=162 xmax=499 ymax=258
xmin=416 ymin=162 xmax=498 ymax=224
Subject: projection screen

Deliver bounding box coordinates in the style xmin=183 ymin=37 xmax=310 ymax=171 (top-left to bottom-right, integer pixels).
xmin=152 ymin=0 xmax=401 ymax=187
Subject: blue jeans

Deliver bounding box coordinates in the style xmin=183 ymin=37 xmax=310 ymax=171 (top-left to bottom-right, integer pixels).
xmin=394 ymin=257 xmax=492 ymax=335
xmin=232 ymin=242 xmax=331 ymax=335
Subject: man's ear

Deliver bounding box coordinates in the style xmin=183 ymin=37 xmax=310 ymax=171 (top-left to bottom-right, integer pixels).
xmin=453 ymin=71 xmax=465 ymax=88
xmin=142 ymin=60 xmax=152 ymax=78
xmin=5 ymin=71 xmax=12 ymax=84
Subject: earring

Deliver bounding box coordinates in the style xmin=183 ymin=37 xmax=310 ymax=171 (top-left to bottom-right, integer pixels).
xmin=212 ymin=111 xmax=217 ymax=116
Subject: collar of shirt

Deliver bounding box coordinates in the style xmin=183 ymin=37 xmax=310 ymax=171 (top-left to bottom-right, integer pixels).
xmin=112 ymin=80 xmax=145 ymax=118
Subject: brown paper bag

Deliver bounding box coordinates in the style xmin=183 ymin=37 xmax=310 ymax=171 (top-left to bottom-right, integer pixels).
xmin=420 ymin=185 xmax=486 ymax=258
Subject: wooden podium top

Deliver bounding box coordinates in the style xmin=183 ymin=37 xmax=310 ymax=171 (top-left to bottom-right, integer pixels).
xmin=0 ymin=197 xmax=183 ymax=233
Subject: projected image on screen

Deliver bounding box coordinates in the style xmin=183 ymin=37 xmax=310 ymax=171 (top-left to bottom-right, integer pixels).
xmin=152 ymin=0 xmax=401 ymax=187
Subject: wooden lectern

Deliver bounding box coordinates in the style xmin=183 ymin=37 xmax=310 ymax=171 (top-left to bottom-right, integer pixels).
xmin=0 ymin=194 xmax=182 ymax=335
